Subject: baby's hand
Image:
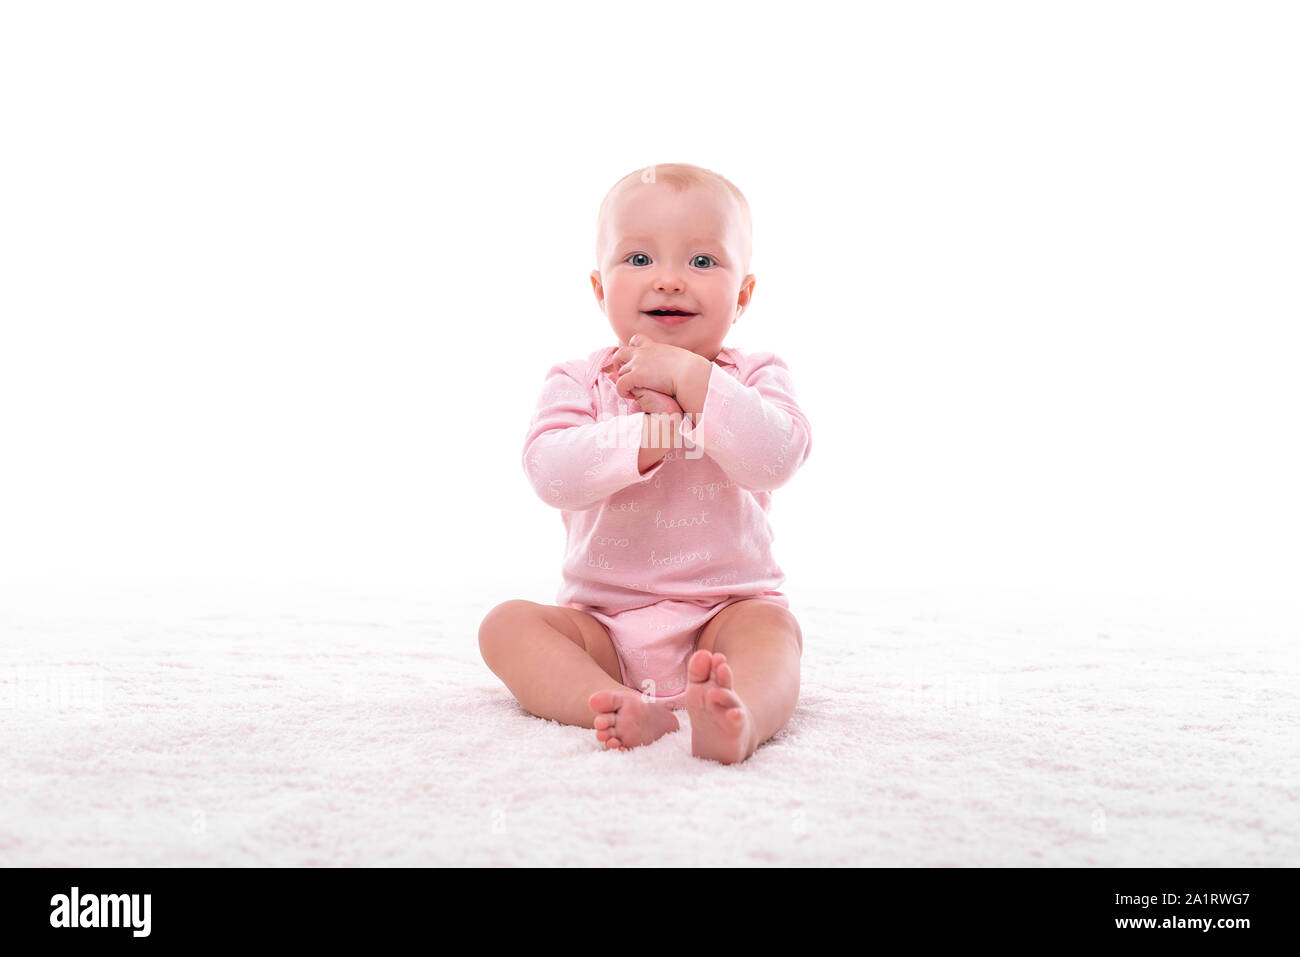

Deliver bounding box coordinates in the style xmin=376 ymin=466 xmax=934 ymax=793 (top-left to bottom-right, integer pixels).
xmin=607 ymin=334 xmax=690 ymax=401
xmin=603 ymin=355 xmax=679 ymax=414
xmin=631 ymin=387 xmax=684 ymax=417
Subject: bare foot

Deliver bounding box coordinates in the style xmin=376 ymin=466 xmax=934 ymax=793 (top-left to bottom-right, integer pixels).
xmin=588 ymin=689 xmax=681 ymax=751
xmin=685 ymin=650 xmax=756 ymax=765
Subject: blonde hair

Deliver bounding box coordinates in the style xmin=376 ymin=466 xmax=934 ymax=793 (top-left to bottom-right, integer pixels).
xmin=595 ymin=162 xmax=753 ymax=269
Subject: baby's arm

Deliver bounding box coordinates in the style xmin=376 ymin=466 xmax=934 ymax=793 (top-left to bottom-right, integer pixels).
xmin=630 ymin=388 xmax=686 ymax=474
xmin=522 ymin=364 xmax=679 ymax=509
xmin=674 ymin=352 xmax=811 ymax=492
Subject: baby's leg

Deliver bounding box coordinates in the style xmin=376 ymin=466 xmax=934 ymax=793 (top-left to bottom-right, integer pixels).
xmin=688 ymin=599 xmax=803 ymax=765
xmin=478 ymin=600 xmax=678 ymax=748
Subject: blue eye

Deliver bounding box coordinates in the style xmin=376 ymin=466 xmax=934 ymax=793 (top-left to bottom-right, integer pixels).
xmin=691 ymin=255 xmax=716 ymax=269
xmin=627 ymin=253 xmax=651 ymax=266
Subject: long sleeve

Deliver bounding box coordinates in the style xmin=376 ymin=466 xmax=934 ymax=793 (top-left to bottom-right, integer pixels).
xmin=521 ymin=361 xmax=669 ymax=510
xmin=676 ymin=352 xmax=811 ymax=492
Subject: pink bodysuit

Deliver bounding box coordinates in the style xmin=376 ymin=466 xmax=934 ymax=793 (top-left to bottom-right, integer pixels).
xmin=521 ymin=344 xmax=811 ymax=709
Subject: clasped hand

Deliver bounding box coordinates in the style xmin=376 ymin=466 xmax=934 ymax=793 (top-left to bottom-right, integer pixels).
xmin=601 ymin=334 xmax=691 ymax=415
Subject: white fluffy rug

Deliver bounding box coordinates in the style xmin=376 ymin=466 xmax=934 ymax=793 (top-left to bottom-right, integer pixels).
xmin=2 ymin=579 xmax=1296 ymax=867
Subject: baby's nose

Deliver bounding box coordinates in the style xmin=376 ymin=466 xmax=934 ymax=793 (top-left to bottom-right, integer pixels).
xmin=653 ymin=272 xmax=685 ymax=293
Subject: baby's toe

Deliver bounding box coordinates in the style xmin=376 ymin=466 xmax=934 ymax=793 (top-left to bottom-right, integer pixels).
xmin=594 ymin=713 xmax=616 ymax=730
xmin=589 ymin=689 xmax=620 ymax=713
xmin=707 ymin=686 xmax=742 ymax=711
xmin=688 ymin=650 xmax=713 ymax=682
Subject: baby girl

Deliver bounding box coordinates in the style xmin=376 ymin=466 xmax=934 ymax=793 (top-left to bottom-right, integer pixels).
xmin=478 ymin=163 xmax=811 ymax=764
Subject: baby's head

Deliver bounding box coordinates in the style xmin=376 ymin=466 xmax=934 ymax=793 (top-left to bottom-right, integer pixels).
xmin=590 ymin=163 xmax=755 ymax=362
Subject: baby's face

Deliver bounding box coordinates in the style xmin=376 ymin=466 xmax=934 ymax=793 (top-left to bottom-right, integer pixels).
xmin=591 ymin=182 xmax=754 ymax=362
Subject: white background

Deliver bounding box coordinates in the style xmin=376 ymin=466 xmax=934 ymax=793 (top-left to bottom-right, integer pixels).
xmin=2 ymin=1 xmax=1296 ymax=606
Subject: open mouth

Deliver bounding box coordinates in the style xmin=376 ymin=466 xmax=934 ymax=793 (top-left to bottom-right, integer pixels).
xmin=644 ymin=309 xmax=695 ymax=317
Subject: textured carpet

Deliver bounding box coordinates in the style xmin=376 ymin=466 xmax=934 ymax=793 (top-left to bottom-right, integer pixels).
xmin=1 ymin=580 xmax=1296 ymax=866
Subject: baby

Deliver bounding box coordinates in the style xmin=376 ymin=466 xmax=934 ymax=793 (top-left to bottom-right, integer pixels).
xmin=478 ymin=163 xmax=811 ymax=765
